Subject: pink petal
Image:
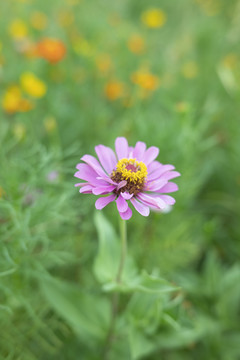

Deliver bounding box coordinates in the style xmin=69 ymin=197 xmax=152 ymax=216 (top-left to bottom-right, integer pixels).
xmin=92 ymin=185 xmax=115 ymax=195
xmin=95 ymin=194 xmax=116 ymax=210
xmin=117 ymin=180 xmax=127 ymax=190
xmin=130 ymin=198 xmax=150 ymax=217
xmin=158 ymin=195 xmax=176 ymax=205
xmin=143 ymin=146 xmax=159 ymax=165
xmin=115 ymin=137 xmax=129 ymax=160
xmin=147 ymin=165 xmax=175 ymax=181
xmin=74 ymin=164 xmax=106 ymax=186
xmin=157 ymin=182 xmax=179 ymax=193
xmin=119 ymin=206 xmax=132 ymax=220
xmin=95 ymin=145 xmax=117 ymax=174
xmin=116 ymin=195 xmax=128 ymax=213
xmin=146 ymin=178 xmax=168 ymax=192
xmin=161 ymin=171 xmax=181 ymax=181
xmin=121 ymin=192 xmax=133 ymax=200
xmin=137 ymin=193 xmax=166 ymax=210
xmin=132 ymin=141 xmax=146 ymax=160
xmin=147 ymin=161 xmax=163 ymax=174
xmin=81 ymin=154 xmax=107 ymax=177
xmin=80 ymin=185 xmax=93 ymax=193
xmin=75 ymin=182 xmax=88 ymax=187
xmin=128 ymin=146 xmax=134 ymax=157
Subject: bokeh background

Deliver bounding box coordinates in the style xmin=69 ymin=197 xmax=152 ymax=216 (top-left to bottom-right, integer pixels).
xmin=1 ymin=0 xmax=240 ymax=359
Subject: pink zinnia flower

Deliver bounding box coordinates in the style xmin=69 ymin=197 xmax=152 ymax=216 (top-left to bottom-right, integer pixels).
xmin=74 ymin=137 xmax=180 ymax=220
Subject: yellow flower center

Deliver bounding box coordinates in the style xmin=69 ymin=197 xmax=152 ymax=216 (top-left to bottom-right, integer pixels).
xmin=111 ymin=158 xmax=148 ymax=195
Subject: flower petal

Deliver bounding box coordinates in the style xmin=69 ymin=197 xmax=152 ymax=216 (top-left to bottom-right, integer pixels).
xmin=121 ymin=192 xmax=133 ymax=200
xmin=117 ymin=180 xmax=127 ymax=190
xmin=147 ymin=161 xmax=163 ymax=174
xmin=158 ymin=195 xmax=176 ymax=205
xmin=95 ymin=145 xmax=117 ymax=174
xmin=92 ymin=185 xmax=115 ymax=195
xmin=147 ymin=164 xmax=175 ymax=181
xmin=74 ymin=164 xmax=106 ymax=186
xmin=161 ymin=171 xmax=181 ymax=181
xmin=130 ymin=198 xmax=150 ymax=217
xmin=80 ymin=185 xmax=93 ymax=193
xmin=146 ymin=178 xmax=168 ymax=192
xmin=119 ymin=206 xmax=132 ymax=220
xmin=132 ymin=141 xmax=146 ymax=161
xmin=143 ymin=146 xmax=159 ymax=165
xmin=75 ymin=182 xmax=88 ymax=187
xmin=116 ymin=194 xmax=128 ymax=213
xmin=95 ymin=194 xmax=116 ymax=210
xmin=81 ymin=154 xmax=107 ymax=177
xmin=137 ymin=193 xmax=166 ymax=210
xmin=115 ymin=137 xmax=129 ymax=160
xmin=156 ymin=182 xmax=179 ymax=193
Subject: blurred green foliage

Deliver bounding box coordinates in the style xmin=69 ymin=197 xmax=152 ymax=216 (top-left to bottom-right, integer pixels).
xmin=0 ymin=0 xmax=240 ymax=359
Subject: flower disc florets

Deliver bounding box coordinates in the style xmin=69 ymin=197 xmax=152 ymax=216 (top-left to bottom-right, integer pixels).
xmin=111 ymin=158 xmax=148 ymax=195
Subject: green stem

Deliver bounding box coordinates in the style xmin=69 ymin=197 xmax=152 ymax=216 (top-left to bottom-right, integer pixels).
xmin=102 ymin=219 xmax=127 ymax=359
xmin=116 ymin=219 xmax=127 ymax=283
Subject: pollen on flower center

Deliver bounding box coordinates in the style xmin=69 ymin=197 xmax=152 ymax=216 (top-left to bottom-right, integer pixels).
xmin=111 ymin=158 xmax=148 ymax=195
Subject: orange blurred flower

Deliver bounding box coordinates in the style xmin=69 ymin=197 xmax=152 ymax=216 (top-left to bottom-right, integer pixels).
xmin=131 ymin=70 xmax=159 ymax=91
xmin=127 ymin=34 xmax=145 ymax=54
xmin=104 ymin=81 xmax=124 ymax=100
xmin=141 ymin=8 xmax=166 ymax=28
xmin=36 ymin=38 xmax=66 ymax=63
xmin=2 ymin=86 xmax=33 ymax=114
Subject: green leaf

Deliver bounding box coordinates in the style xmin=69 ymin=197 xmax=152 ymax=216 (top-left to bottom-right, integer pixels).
xmin=126 ymin=292 xmax=162 ymax=334
xmin=40 ymin=276 xmax=110 ymax=344
xmin=93 ymin=212 xmax=120 ymax=283
xmin=103 ymin=270 xmax=179 ymax=294
xmin=128 ymin=326 xmax=157 ymax=360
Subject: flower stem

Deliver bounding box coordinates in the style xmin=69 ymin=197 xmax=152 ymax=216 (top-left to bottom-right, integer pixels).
xmin=102 ymin=219 xmax=127 ymax=359
xmin=116 ymin=219 xmax=127 ymax=283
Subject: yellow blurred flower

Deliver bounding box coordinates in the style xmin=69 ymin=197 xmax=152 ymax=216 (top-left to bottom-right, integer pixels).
xmin=73 ymin=38 xmax=94 ymax=57
xmin=44 ymin=116 xmax=57 ymax=132
xmin=195 ymin=0 xmax=221 ymax=16
xmin=127 ymin=34 xmax=145 ymax=54
xmin=104 ymin=81 xmax=124 ymax=100
xmin=175 ymin=101 xmax=190 ymax=113
xmin=12 ymin=123 xmax=26 ymax=140
xmin=131 ymin=70 xmax=159 ymax=91
xmin=2 ymin=86 xmax=33 ymax=114
xmin=20 ymin=72 xmax=47 ymax=98
xmin=0 ymin=186 xmax=6 ymax=198
xmin=95 ymin=54 xmax=112 ymax=74
xmin=181 ymin=61 xmax=199 ymax=79
xmin=9 ymin=19 xmax=28 ymax=39
xmin=58 ymin=11 xmax=74 ymax=27
xmin=141 ymin=8 xmax=166 ymax=28
xmin=67 ymin=0 xmax=80 ymax=5
xmin=222 ymin=53 xmax=238 ymax=69
xmin=30 ymin=11 xmax=48 ymax=30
